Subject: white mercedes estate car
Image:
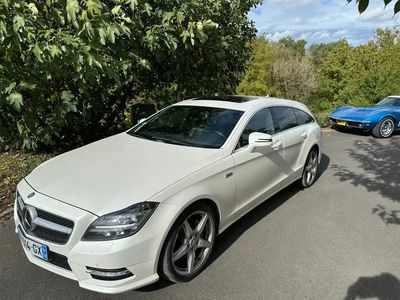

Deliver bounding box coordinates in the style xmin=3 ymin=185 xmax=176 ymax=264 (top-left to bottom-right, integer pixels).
xmin=15 ymin=96 xmax=322 ymax=293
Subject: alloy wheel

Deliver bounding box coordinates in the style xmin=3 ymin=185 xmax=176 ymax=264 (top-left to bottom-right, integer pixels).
xmin=171 ymin=211 xmax=215 ymax=276
xmin=304 ymin=151 xmax=318 ymax=186
xmin=380 ymin=119 xmax=394 ymax=137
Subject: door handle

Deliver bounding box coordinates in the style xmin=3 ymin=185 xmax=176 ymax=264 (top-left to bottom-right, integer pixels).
xmin=272 ymin=140 xmax=282 ymax=150
xmin=301 ymin=131 xmax=307 ymax=139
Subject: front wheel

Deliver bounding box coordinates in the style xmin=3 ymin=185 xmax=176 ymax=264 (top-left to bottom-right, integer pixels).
xmin=159 ymin=203 xmax=216 ymax=283
xmin=372 ymin=117 xmax=395 ymax=138
xmin=301 ymin=149 xmax=319 ymax=188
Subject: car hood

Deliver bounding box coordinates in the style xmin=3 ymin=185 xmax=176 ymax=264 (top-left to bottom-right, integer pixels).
xmin=25 ymin=133 xmax=224 ymax=216
xmin=330 ymin=106 xmax=385 ymax=121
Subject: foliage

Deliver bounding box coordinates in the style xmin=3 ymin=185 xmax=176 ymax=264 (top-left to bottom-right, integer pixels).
xmin=278 ymin=36 xmax=307 ymax=56
xmin=0 ymin=152 xmax=52 ymax=217
xmin=317 ymin=29 xmax=400 ymax=109
xmin=238 ymin=28 xmax=400 ymax=126
xmin=271 ymin=55 xmax=316 ymax=102
xmin=237 ymin=37 xmax=315 ymax=102
xmin=0 ymin=0 xmax=259 ymax=150
xmin=347 ymin=0 xmax=400 ymax=15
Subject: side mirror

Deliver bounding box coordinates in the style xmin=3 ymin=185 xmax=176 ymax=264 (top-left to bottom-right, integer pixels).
xmin=248 ymin=132 xmax=273 ymax=153
xmin=138 ymin=118 xmax=147 ymax=124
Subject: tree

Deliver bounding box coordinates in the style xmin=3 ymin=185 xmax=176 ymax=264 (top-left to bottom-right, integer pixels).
xmin=237 ymin=37 xmax=316 ymax=102
xmin=236 ymin=37 xmax=279 ymax=96
xmin=316 ymin=29 xmax=400 ymax=110
xmin=0 ymin=0 xmax=260 ymax=150
xmin=347 ymin=0 xmax=400 ymax=15
xmin=271 ymin=55 xmax=316 ymax=102
xmin=278 ymin=36 xmax=307 ymax=57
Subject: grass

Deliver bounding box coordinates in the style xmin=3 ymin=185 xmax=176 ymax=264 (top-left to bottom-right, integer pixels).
xmin=0 ymin=152 xmax=53 ymax=219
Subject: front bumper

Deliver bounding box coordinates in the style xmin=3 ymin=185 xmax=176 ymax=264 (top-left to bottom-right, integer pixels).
xmin=14 ymin=179 xmax=177 ymax=294
xmin=329 ymin=117 xmax=373 ymax=130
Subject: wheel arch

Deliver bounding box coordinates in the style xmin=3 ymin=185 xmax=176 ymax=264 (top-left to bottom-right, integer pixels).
xmin=155 ymin=197 xmax=221 ymax=275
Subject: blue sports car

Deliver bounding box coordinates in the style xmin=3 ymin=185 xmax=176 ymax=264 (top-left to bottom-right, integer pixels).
xmin=329 ymin=96 xmax=400 ymax=138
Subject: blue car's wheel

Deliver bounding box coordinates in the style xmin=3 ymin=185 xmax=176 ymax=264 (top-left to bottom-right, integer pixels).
xmin=372 ymin=117 xmax=395 ymax=138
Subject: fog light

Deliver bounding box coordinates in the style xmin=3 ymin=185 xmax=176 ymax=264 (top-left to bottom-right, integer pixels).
xmin=86 ymin=267 xmax=133 ymax=281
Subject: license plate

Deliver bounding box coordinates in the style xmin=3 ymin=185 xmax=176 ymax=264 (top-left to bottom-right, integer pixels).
xmin=337 ymin=120 xmax=347 ymax=126
xmin=18 ymin=230 xmax=48 ymax=261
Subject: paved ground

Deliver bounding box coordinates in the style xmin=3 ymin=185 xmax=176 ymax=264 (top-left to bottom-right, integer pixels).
xmin=1 ymin=130 xmax=400 ymax=300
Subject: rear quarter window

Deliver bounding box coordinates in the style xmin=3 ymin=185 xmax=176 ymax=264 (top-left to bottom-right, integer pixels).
xmin=271 ymin=106 xmax=298 ymax=132
xmin=294 ymin=108 xmax=314 ymax=125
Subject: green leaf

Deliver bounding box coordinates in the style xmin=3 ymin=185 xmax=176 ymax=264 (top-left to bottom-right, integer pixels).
xmin=33 ymin=44 xmax=43 ymax=62
xmin=144 ymin=3 xmax=152 ymax=16
xmin=19 ymin=82 xmax=36 ymax=91
xmin=163 ymin=11 xmax=174 ymax=23
xmin=87 ymin=0 xmax=102 ymax=16
xmin=28 ymin=3 xmax=39 ymax=15
xmin=111 ymin=5 xmax=121 ymax=15
xmin=61 ymin=91 xmax=77 ymax=113
xmin=5 ymin=82 xmax=16 ymax=94
xmin=49 ymin=45 xmax=62 ymax=58
xmin=98 ymin=27 xmax=107 ymax=45
xmin=61 ymin=90 xmax=74 ymax=101
xmin=66 ymin=0 xmax=80 ymax=22
xmin=87 ymin=54 xmax=93 ymax=66
xmin=358 ymin=0 xmax=369 ymax=14
xmin=7 ymin=92 xmax=23 ymax=111
xmin=12 ymin=15 xmax=25 ymax=33
xmin=384 ymin=0 xmax=392 ymax=7
xmin=395 ymin=0 xmax=400 ymax=14
xmin=17 ymin=121 xmax=24 ymax=135
xmin=107 ymin=26 xmax=116 ymax=43
xmin=126 ymin=0 xmax=138 ymax=11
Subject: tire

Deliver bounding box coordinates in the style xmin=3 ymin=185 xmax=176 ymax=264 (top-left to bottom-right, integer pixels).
xmin=372 ymin=117 xmax=395 ymax=138
xmin=300 ymin=148 xmax=319 ymax=188
xmin=159 ymin=202 xmax=217 ymax=283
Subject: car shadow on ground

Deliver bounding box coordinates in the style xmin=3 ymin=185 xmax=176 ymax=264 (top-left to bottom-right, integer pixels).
xmin=209 ymin=153 xmax=329 ymax=265
xmin=344 ymin=273 xmax=400 ymax=300
xmin=331 ymin=135 xmax=400 ymax=225
xmin=330 ymin=125 xmax=400 ymax=138
xmin=138 ymin=154 xmax=330 ymax=292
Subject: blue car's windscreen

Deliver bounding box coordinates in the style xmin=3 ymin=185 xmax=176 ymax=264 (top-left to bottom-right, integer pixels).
xmin=128 ymin=106 xmax=244 ymax=149
xmin=376 ymin=97 xmax=400 ymax=107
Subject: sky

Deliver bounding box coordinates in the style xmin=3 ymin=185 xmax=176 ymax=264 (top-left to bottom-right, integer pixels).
xmin=249 ymin=0 xmax=400 ymax=45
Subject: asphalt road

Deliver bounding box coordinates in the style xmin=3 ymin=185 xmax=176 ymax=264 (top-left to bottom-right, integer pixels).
xmin=1 ymin=130 xmax=400 ymax=300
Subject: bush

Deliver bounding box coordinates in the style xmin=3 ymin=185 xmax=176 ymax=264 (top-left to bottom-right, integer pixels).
xmin=0 ymin=0 xmax=260 ymax=151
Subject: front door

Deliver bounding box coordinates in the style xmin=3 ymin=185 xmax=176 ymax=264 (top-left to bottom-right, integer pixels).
xmin=232 ymin=108 xmax=284 ymax=217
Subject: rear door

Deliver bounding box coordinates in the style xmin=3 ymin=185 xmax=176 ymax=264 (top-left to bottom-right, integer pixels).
xmin=270 ymin=106 xmax=304 ymax=182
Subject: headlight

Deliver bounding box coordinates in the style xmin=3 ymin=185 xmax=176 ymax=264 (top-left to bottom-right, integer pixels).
xmin=82 ymin=202 xmax=158 ymax=241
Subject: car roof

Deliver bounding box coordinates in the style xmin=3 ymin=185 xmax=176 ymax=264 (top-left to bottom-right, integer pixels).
xmin=174 ymin=96 xmax=312 ymax=114
xmin=191 ymin=95 xmax=260 ymax=103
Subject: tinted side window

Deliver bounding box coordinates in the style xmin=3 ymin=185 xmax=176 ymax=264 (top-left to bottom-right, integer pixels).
xmin=271 ymin=107 xmax=298 ymax=132
xmin=239 ymin=108 xmax=275 ymax=147
xmin=294 ymin=108 xmax=314 ymax=125
xmin=394 ymin=99 xmax=400 ymax=107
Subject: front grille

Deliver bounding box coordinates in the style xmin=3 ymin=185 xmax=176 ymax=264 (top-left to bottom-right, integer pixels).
xmin=17 ymin=193 xmax=74 ymax=245
xmin=330 ymin=118 xmax=364 ymax=128
xmin=36 ymin=209 xmax=74 ymax=229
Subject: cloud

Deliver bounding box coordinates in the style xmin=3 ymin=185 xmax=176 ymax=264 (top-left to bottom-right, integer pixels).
xmin=249 ymin=0 xmax=399 ymax=45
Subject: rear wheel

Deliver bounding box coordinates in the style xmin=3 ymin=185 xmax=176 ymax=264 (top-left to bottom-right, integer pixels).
xmin=372 ymin=117 xmax=395 ymax=138
xmin=159 ymin=203 xmax=216 ymax=283
xmin=301 ymin=148 xmax=319 ymax=188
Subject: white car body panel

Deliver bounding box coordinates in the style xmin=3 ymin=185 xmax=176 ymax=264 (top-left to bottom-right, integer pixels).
xmin=25 ymin=133 xmax=226 ymax=216
xmin=15 ymin=96 xmax=323 ymax=293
